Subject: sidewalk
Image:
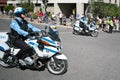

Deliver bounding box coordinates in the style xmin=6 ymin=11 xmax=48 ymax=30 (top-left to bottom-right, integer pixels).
xmin=0 ymin=14 xmax=72 ymax=28
xmin=25 ymin=17 xmax=72 ymax=28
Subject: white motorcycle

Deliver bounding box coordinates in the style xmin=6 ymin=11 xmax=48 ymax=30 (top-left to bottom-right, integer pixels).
xmin=0 ymin=25 xmax=68 ymax=75
xmin=73 ymin=20 xmax=99 ymax=37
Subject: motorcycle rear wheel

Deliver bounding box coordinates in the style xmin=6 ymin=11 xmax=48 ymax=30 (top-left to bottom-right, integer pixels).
xmin=47 ymin=58 xmax=68 ymax=75
xmin=0 ymin=60 xmax=11 ymax=68
xmin=0 ymin=56 xmax=17 ymax=68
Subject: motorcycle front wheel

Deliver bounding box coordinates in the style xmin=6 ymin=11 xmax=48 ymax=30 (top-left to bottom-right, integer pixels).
xmin=90 ymin=31 xmax=98 ymax=37
xmin=73 ymin=30 xmax=80 ymax=35
xmin=73 ymin=30 xmax=77 ymax=35
xmin=47 ymin=58 xmax=68 ymax=75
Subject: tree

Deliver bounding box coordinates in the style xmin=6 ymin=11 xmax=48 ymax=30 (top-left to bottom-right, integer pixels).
xmin=93 ymin=2 xmax=120 ymax=18
xmin=20 ymin=0 xmax=34 ymax=13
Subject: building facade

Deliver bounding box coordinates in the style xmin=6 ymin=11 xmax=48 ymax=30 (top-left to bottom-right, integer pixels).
xmin=5 ymin=0 xmax=120 ymax=17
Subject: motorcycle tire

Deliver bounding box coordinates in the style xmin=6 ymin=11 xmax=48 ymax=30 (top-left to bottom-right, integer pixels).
xmin=0 ymin=56 xmax=17 ymax=68
xmin=73 ymin=31 xmax=76 ymax=34
xmin=90 ymin=31 xmax=98 ymax=37
xmin=47 ymin=58 xmax=68 ymax=75
xmin=73 ymin=30 xmax=79 ymax=35
xmin=0 ymin=60 xmax=11 ymax=68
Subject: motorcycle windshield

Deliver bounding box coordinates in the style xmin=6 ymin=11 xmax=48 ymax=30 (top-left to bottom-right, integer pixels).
xmin=48 ymin=27 xmax=61 ymax=42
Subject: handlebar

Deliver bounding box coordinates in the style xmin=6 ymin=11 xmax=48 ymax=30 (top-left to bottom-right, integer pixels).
xmin=27 ymin=30 xmax=47 ymax=39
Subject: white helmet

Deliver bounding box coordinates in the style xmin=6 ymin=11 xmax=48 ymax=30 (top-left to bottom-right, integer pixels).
xmin=14 ymin=7 xmax=25 ymax=16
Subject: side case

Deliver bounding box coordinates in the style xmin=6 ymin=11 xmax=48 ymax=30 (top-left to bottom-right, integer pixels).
xmin=0 ymin=32 xmax=10 ymax=59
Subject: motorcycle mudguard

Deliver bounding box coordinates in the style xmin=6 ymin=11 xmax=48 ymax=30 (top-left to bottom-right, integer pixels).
xmin=55 ymin=54 xmax=67 ymax=60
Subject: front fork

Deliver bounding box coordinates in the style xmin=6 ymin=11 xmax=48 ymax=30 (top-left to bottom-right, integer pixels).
xmin=50 ymin=53 xmax=67 ymax=65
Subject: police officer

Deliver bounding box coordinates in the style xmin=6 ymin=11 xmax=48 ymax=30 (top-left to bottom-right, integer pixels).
xmin=80 ymin=15 xmax=89 ymax=31
xmin=8 ymin=7 xmax=41 ymax=62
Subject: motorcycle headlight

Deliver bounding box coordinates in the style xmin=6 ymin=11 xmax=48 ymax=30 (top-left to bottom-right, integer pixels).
xmin=55 ymin=41 xmax=61 ymax=51
xmin=55 ymin=41 xmax=61 ymax=46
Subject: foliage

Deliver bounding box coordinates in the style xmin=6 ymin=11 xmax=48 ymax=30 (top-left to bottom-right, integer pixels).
xmin=19 ymin=0 xmax=34 ymax=13
xmin=40 ymin=7 xmax=43 ymax=12
xmin=32 ymin=12 xmax=37 ymax=19
xmin=3 ymin=5 xmax=15 ymax=12
xmin=93 ymin=2 xmax=120 ymax=18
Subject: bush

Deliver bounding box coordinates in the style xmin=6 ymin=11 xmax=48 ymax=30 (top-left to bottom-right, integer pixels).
xmin=4 ymin=5 xmax=14 ymax=13
xmin=32 ymin=13 xmax=37 ymax=19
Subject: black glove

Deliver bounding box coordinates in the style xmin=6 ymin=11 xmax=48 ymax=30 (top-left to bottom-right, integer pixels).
xmin=29 ymin=32 xmax=39 ymax=36
xmin=29 ymin=32 xmax=35 ymax=36
xmin=26 ymin=34 xmax=30 ymax=39
xmin=25 ymin=32 xmax=35 ymax=39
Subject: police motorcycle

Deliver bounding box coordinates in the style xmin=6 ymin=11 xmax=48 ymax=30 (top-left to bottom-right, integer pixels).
xmin=0 ymin=24 xmax=68 ymax=75
xmin=73 ymin=19 xmax=99 ymax=37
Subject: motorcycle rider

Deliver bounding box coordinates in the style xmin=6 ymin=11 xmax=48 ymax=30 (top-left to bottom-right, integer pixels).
xmin=80 ymin=15 xmax=89 ymax=32
xmin=80 ymin=14 xmax=94 ymax=31
xmin=3 ymin=7 xmax=41 ymax=64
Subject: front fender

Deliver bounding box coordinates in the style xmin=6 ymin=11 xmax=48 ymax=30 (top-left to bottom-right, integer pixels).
xmin=55 ymin=54 xmax=67 ymax=60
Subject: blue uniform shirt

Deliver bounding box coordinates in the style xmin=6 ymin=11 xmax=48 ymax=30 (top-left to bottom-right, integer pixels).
xmin=10 ymin=17 xmax=41 ymax=37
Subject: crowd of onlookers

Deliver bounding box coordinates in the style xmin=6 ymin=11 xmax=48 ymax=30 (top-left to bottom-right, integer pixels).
xmin=1 ymin=9 xmax=120 ymax=33
xmin=36 ymin=11 xmax=67 ymax=26
xmin=36 ymin=11 xmax=120 ymax=33
xmin=93 ymin=16 xmax=120 ymax=33
xmin=70 ymin=14 xmax=120 ymax=33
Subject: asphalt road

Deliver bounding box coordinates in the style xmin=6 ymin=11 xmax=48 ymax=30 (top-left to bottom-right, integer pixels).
xmin=0 ymin=19 xmax=120 ymax=80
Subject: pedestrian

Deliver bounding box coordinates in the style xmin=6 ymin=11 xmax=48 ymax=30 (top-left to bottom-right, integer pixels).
xmin=102 ymin=17 xmax=107 ymax=31
xmin=58 ymin=13 xmax=63 ymax=25
xmin=29 ymin=12 xmax=33 ymax=22
xmin=112 ymin=16 xmax=117 ymax=31
xmin=69 ymin=14 xmax=74 ymax=27
xmin=9 ymin=10 xmax=13 ymax=18
xmin=37 ymin=11 xmax=43 ymax=23
xmin=108 ymin=17 xmax=114 ymax=33
xmin=51 ymin=12 xmax=57 ymax=24
xmin=62 ymin=14 xmax=66 ymax=26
